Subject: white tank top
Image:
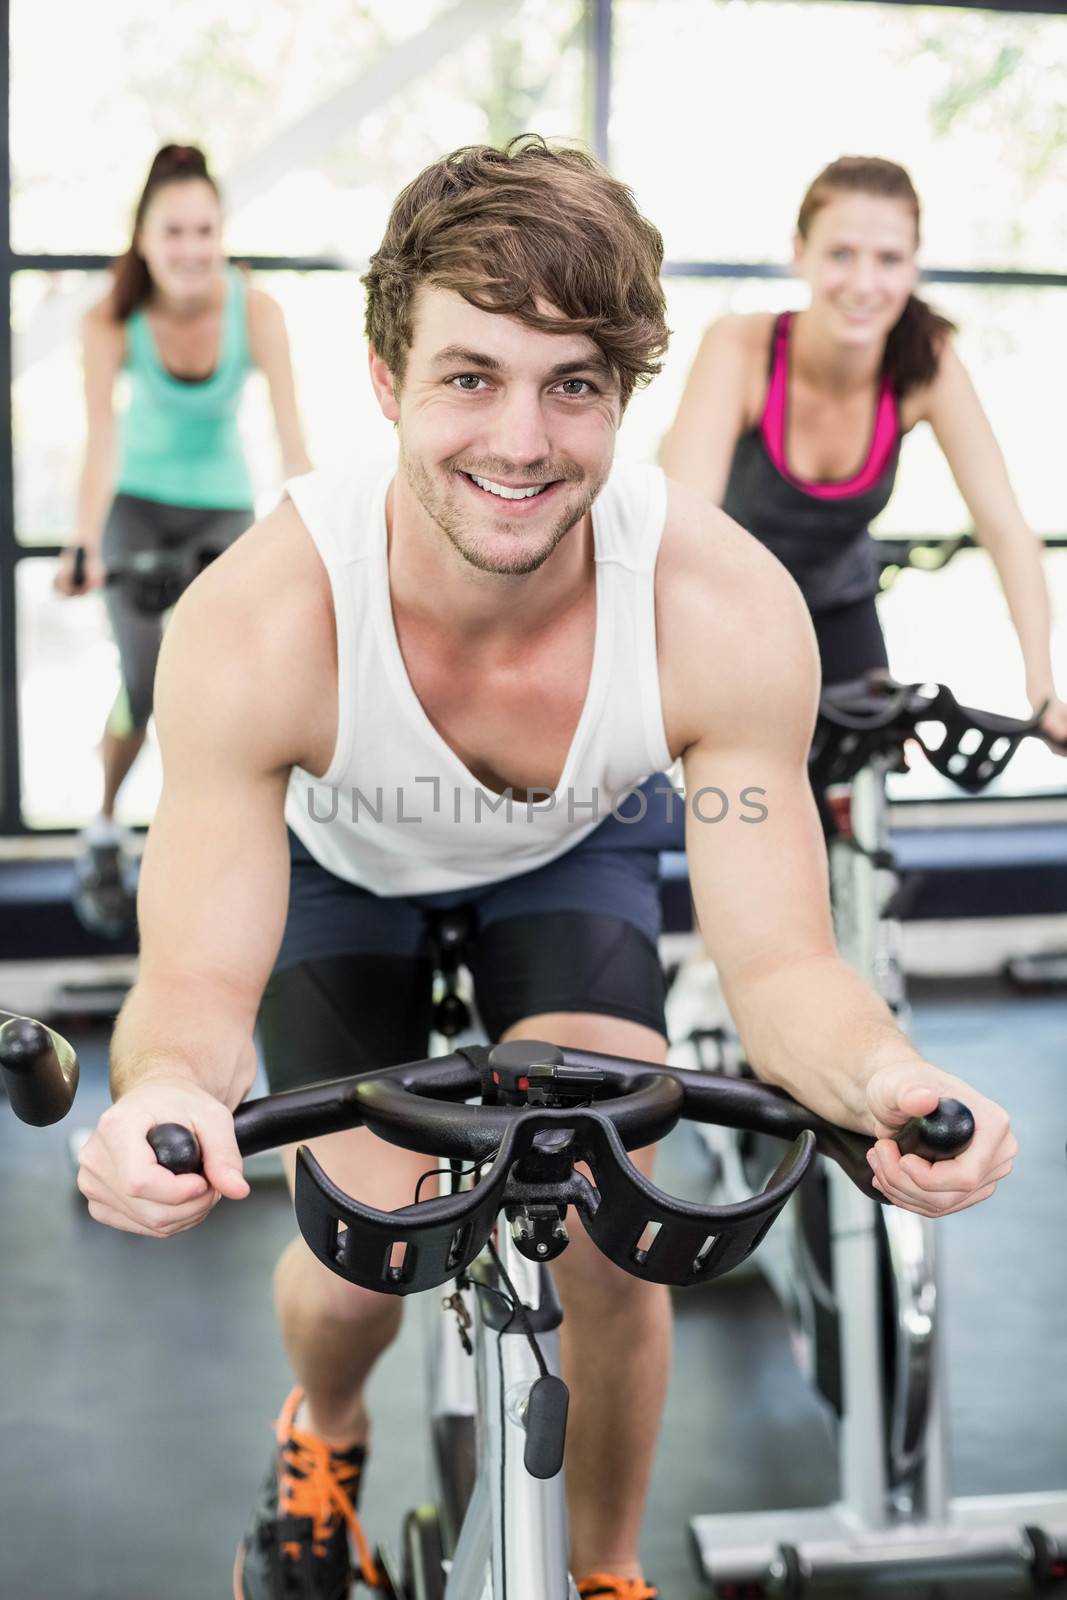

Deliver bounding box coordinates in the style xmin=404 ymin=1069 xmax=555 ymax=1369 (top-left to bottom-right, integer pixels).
xmin=284 ymin=458 xmax=672 ymax=895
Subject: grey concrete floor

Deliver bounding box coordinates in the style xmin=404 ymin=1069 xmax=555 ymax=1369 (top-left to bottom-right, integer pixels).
xmin=0 ymin=981 xmax=1064 ymax=1599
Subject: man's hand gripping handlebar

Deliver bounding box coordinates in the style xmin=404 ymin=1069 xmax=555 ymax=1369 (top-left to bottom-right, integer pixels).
xmin=147 ymin=1041 xmax=974 ymax=1295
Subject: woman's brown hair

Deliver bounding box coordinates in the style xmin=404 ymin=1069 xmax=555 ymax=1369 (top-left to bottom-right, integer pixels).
xmin=362 ymin=134 xmax=668 ymax=408
xmin=110 ymin=144 xmax=221 ymax=321
xmin=798 ymin=155 xmax=955 ymax=397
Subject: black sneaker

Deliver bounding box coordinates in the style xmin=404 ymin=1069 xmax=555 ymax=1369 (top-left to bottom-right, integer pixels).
xmin=234 ymin=1387 xmax=380 ymax=1598
xmin=72 ymin=838 xmax=136 ymax=939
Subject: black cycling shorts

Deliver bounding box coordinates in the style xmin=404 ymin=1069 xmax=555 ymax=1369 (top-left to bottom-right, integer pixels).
xmin=257 ymin=785 xmax=680 ymax=1093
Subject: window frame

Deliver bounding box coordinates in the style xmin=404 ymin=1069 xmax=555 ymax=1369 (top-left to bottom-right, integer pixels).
xmin=3 ymin=0 xmax=1065 ymax=832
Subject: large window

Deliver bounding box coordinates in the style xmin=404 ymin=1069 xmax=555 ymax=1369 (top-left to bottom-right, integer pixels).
xmin=11 ymin=1 xmax=585 ymax=257
xmin=5 ymin=0 xmax=1067 ymax=829
xmin=612 ymin=1 xmax=1067 ymax=273
xmin=8 ymin=0 xmax=587 ymax=829
xmin=611 ymin=0 xmax=1067 ymax=804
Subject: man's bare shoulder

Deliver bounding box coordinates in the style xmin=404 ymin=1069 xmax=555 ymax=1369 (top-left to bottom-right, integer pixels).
xmin=657 ymin=478 xmax=809 ymax=637
xmin=197 ymin=496 xmax=326 ymax=600
xmin=656 ymin=479 xmax=820 ymax=754
xmin=155 ymin=497 xmax=338 ymax=776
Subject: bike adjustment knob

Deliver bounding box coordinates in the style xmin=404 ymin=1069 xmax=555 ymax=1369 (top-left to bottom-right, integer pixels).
xmin=523 ymin=1375 xmax=569 ymax=1480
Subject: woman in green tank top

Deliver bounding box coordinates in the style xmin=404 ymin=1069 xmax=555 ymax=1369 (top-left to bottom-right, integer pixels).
xmin=55 ymin=143 xmax=312 ymax=936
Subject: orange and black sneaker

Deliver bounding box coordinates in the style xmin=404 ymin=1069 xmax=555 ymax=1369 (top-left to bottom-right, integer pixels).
xmin=577 ymin=1577 xmax=659 ymax=1599
xmin=234 ymin=1388 xmax=381 ymax=1598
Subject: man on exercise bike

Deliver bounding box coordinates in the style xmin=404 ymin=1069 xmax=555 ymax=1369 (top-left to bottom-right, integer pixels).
xmin=76 ymin=137 xmax=1017 ymax=1600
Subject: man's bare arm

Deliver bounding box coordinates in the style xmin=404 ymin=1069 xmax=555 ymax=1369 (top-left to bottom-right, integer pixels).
xmin=658 ymin=484 xmax=1016 ymax=1216
xmin=108 ymin=709 xmax=291 ymax=1109
xmin=79 ymin=504 xmax=337 ymax=1234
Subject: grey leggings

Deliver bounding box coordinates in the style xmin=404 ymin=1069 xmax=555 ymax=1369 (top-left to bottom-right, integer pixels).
xmin=101 ymin=493 xmax=253 ymax=734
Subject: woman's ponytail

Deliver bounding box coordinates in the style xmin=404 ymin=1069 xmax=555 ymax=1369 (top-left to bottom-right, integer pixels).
xmin=110 ymin=144 xmax=219 ymax=321
xmin=884 ymin=292 xmax=956 ymax=395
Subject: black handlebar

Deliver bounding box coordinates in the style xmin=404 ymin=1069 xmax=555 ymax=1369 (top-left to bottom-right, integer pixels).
xmin=876 ymin=531 xmax=1067 ymax=591
xmin=148 ymin=1041 xmax=973 ymax=1296
xmin=811 ymin=675 xmax=1041 ymax=792
xmin=0 ymin=1013 xmax=80 ymax=1126
xmin=149 ymin=1067 xmax=970 ymax=1175
xmin=107 ymin=547 xmax=222 ymax=613
xmin=66 ymin=543 xmax=221 ymax=612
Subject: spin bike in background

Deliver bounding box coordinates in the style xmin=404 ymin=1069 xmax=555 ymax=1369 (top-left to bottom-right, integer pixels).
xmin=70 ymin=540 xmax=225 ymax=940
xmin=148 ymin=1033 xmax=972 ymax=1600
xmin=688 ymin=676 xmax=1067 ymax=1595
xmin=72 ymin=539 xmax=223 ymax=617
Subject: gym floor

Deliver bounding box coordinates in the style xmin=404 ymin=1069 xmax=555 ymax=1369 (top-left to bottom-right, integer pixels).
xmin=1 ymin=980 xmax=1063 ymax=1600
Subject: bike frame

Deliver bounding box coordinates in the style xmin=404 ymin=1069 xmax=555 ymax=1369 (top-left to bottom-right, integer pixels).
xmin=691 ymin=749 xmax=1067 ymax=1591
xmin=829 ymin=757 xmax=941 ymax=1517
xmin=425 ymin=1225 xmax=576 ymax=1599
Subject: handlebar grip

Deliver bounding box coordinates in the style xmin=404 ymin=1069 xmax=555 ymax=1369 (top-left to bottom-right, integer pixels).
xmin=72 ymin=545 xmax=86 ymax=588
xmin=148 ymin=1123 xmax=203 ymax=1174
xmin=0 ymin=1015 xmax=80 ymax=1126
xmin=895 ymin=1098 xmax=974 ymax=1161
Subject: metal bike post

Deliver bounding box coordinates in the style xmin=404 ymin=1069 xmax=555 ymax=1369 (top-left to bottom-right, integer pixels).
xmin=828 ymin=761 xmax=894 ymax=1525
xmin=446 ymin=1227 xmax=572 ymax=1598
xmin=832 ymin=762 xmax=884 ymax=982
xmin=831 ymin=755 xmax=948 ymax=1528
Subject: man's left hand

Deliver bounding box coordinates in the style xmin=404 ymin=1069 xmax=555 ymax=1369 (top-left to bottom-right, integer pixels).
xmin=863 ymin=1062 xmax=1017 ymax=1217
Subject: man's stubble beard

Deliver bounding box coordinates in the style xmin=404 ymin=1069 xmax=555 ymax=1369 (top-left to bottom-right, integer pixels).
xmin=400 ymin=446 xmax=603 ymax=577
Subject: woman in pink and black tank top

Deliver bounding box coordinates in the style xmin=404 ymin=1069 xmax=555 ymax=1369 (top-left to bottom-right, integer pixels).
xmin=662 ymin=156 xmax=1066 ymax=745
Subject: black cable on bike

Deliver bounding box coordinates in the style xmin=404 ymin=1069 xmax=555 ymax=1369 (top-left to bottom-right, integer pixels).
xmin=412 ymin=1159 xmax=484 ymax=1207
xmin=411 ymin=1145 xmax=502 ymax=1206
xmin=495 ymin=1299 xmax=515 ymax=1599
xmin=486 ymin=1237 xmax=550 ymax=1381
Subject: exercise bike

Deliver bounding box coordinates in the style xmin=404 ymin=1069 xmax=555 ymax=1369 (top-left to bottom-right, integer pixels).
xmin=71 ymin=539 xmax=223 ymax=616
xmin=145 ymin=1030 xmax=971 ymax=1599
xmin=687 ymin=676 xmax=1067 ymax=1595
xmin=69 ymin=539 xmax=226 ymax=941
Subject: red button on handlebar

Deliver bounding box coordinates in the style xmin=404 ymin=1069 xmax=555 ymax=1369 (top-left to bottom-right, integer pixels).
xmin=826 ymin=787 xmax=852 ymax=839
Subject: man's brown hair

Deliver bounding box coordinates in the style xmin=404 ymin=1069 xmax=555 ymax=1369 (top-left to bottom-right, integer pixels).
xmin=363 ymin=135 xmax=668 ymax=406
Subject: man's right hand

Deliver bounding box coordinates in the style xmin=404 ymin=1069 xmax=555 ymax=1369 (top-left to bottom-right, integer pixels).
xmin=54 ymin=544 xmax=106 ymax=596
xmin=77 ymin=1079 xmax=251 ymax=1237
